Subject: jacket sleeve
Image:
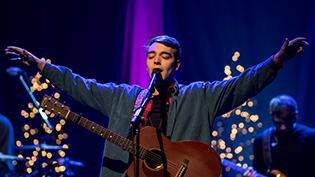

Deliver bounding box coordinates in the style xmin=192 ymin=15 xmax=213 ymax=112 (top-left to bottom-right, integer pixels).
xmin=41 ymin=63 xmax=135 ymax=118
xmin=205 ymin=56 xmax=281 ymax=117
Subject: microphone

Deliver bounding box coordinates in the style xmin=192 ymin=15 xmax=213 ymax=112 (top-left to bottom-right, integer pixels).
xmin=148 ymin=68 xmax=162 ymax=93
xmin=6 ymin=67 xmax=53 ymax=129
xmin=6 ymin=66 xmax=26 ymax=76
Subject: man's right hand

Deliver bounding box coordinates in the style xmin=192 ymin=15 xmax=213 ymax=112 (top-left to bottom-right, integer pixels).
xmin=243 ymin=167 xmax=259 ymax=177
xmin=4 ymin=46 xmax=46 ymax=71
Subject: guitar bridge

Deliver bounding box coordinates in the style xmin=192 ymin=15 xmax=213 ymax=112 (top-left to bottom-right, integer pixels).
xmin=175 ymin=159 xmax=189 ymax=177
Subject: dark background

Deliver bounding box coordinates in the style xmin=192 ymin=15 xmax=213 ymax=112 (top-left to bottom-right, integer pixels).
xmin=1 ymin=0 xmax=314 ymax=176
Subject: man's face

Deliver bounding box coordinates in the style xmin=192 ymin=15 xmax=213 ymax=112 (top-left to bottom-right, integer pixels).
xmin=146 ymin=42 xmax=180 ymax=80
xmin=271 ymin=110 xmax=295 ymax=133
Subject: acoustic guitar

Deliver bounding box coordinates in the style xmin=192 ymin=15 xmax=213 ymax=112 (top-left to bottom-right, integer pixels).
xmin=40 ymin=95 xmax=221 ymax=177
xmin=221 ymin=158 xmax=286 ymax=177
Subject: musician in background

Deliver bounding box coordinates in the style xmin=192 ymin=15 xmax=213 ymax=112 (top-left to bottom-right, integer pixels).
xmin=5 ymin=36 xmax=308 ymax=177
xmin=0 ymin=113 xmax=15 ymax=176
xmin=244 ymin=95 xmax=315 ymax=177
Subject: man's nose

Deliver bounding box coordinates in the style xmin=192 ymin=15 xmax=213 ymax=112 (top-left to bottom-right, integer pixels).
xmin=279 ymin=124 xmax=287 ymax=131
xmin=154 ymin=57 xmax=161 ymax=64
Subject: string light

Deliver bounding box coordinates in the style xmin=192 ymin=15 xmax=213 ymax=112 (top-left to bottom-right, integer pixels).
xmin=16 ymin=58 xmax=71 ymax=176
xmin=211 ymin=51 xmax=266 ymax=176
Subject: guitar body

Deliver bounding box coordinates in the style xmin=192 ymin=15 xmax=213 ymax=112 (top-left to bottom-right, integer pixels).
xmin=269 ymin=169 xmax=286 ymax=177
xmin=39 ymin=96 xmax=221 ymax=177
xmin=221 ymin=158 xmax=287 ymax=177
xmin=127 ymin=127 xmax=221 ymax=177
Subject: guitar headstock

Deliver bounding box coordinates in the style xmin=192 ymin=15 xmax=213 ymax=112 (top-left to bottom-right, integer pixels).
xmin=40 ymin=95 xmax=70 ymax=118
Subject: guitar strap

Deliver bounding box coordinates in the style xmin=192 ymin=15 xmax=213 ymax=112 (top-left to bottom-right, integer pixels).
xmin=133 ymin=89 xmax=148 ymax=112
xmin=128 ymin=88 xmax=154 ymax=139
xmin=132 ymin=89 xmax=154 ymax=126
xmin=262 ymin=127 xmax=273 ymax=172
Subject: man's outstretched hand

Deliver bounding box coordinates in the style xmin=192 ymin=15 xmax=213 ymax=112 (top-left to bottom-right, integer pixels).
xmin=273 ymin=37 xmax=309 ymax=64
xmin=4 ymin=46 xmax=46 ymax=70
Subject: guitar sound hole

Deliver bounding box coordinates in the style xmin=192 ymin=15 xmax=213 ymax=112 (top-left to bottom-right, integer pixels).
xmin=144 ymin=149 xmax=163 ymax=170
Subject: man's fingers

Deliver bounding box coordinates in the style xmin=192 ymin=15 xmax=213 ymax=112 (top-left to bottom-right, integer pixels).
xmin=5 ymin=46 xmax=24 ymax=55
xmin=301 ymin=40 xmax=309 ymax=46
xmin=289 ymin=37 xmax=309 ymax=47
xmin=280 ymin=38 xmax=289 ymax=51
xmin=4 ymin=51 xmax=19 ymax=56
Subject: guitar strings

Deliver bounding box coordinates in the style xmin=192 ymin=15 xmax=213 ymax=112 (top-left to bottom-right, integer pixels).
xmin=144 ymin=150 xmax=181 ymax=170
xmin=44 ymin=100 xmax=182 ymax=172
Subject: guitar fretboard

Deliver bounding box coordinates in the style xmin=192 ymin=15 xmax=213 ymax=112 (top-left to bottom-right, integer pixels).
xmin=221 ymin=159 xmax=266 ymax=177
xmin=41 ymin=95 xmax=149 ymax=159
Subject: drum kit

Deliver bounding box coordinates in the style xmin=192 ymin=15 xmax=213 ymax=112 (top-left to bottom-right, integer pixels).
xmin=1 ymin=144 xmax=85 ymax=177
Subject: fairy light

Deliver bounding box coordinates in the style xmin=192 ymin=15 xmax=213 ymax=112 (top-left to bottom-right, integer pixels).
xmin=41 ymin=151 xmax=47 ymax=157
xmin=33 ymin=139 xmax=39 ymax=145
xmin=226 ymin=153 xmax=233 ymax=159
xmin=226 ymin=147 xmax=232 ymax=153
xmin=211 ymin=51 xmax=267 ymax=176
xmin=236 ymin=65 xmax=245 ymax=72
xmin=58 ymin=165 xmax=66 ymax=172
xmin=211 ymin=140 xmax=217 ymax=146
xmin=54 ymin=92 xmax=60 ymax=99
xmin=42 ymin=162 xmax=48 ymax=168
xmin=16 ymin=57 xmax=73 ymax=176
xmin=63 ymin=133 xmax=68 ymax=139
xmin=46 ymin=152 xmax=53 ymax=159
xmin=55 ymin=124 xmax=62 ymax=132
xmin=26 ymin=167 xmax=32 ymax=174
xmin=212 ymin=130 xmax=218 ymax=137
xmin=238 ymin=156 xmax=244 ymax=161
xmin=56 ymin=139 xmax=62 ymax=145
xmin=247 ymin=101 xmax=254 ymax=107
xmin=24 ymin=132 xmax=30 ymax=139
xmin=238 ymin=122 xmax=244 ymax=128
xmin=58 ymin=150 xmax=66 ymax=158
xmin=29 ymin=112 xmax=35 ymax=118
xmin=248 ymin=127 xmax=254 ymax=133
xmin=60 ymin=119 xmax=66 ymax=125
xmin=32 ymin=151 xmax=38 ymax=157
xmin=250 ymin=115 xmax=259 ymax=122
xmin=49 ymin=112 xmax=55 ymax=118
xmin=16 ymin=140 xmax=22 ymax=147
xmin=30 ymin=129 xmax=36 ymax=135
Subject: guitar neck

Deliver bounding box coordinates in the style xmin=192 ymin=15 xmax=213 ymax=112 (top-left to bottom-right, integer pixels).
xmin=66 ymin=111 xmax=149 ymax=157
xmin=66 ymin=111 xmax=132 ymax=150
xmin=221 ymin=159 xmax=266 ymax=177
xmin=40 ymin=95 xmax=148 ymax=159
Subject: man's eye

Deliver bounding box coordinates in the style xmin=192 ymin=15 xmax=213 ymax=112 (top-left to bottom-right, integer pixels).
xmin=161 ymin=54 xmax=171 ymax=59
xmin=147 ymin=54 xmax=155 ymax=59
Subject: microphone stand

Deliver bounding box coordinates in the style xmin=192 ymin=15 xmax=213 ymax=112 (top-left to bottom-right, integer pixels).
xmin=7 ymin=67 xmax=53 ymax=129
xmin=130 ymin=70 xmax=160 ymax=177
xmin=18 ymin=74 xmax=53 ymax=129
xmin=7 ymin=66 xmax=54 ymax=176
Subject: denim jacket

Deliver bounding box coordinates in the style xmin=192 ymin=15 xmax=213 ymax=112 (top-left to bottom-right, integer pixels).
xmin=42 ymin=56 xmax=280 ymax=177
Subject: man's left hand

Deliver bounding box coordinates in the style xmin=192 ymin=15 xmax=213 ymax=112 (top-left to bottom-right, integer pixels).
xmin=273 ymin=37 xmax=309 ymax=64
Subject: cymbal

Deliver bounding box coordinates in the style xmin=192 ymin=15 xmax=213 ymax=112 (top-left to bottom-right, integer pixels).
xmin=16 ymin=143 xmax=66 ymax=150
xmin=0 ymin=152 xmax=24 ymax=161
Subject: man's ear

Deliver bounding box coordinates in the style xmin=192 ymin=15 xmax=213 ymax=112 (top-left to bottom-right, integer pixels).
xmin=175 ymin=60 xmax=181 ymax=71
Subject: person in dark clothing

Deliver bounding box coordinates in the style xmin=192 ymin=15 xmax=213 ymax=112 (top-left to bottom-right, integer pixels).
xmin=244 ymin=95 xmax=315 ymax=177
xmin=0 ymin=113 xmax=15 ymax=176
xmin=5 ymin=36 xmax=308 ymax=177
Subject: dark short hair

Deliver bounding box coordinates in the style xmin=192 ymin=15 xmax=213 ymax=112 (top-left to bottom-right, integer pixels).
xmin=269 ymin=95 xmax=298 ymax=117
xmin=146 ymin=35 xmax=182 ymax=60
